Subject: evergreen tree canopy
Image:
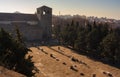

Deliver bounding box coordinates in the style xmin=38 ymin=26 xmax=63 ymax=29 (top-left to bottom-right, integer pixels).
xmin=0 ymin=28 xmax=38 ymax=77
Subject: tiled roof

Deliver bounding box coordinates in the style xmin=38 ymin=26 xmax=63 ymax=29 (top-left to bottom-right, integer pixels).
xmin=38 ymin=5 xmax=52 ymax=10
xmin=0 ymin=13 xmax=38 ymax=21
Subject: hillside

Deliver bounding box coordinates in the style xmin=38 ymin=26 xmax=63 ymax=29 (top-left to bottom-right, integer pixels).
xmin=0 ymin=66 xmax=26 ymax=77
xmin=28 ymin=46 xmax=120 ymax=77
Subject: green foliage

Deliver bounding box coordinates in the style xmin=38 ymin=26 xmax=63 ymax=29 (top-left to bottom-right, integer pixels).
xmin=100 ymin=31 xmax=120 ymax=64
xmin=74 ymin=31 xmax=86 ymax=50
xmin=61 ymin=21 xmax=78 ymax=47
xmin=15 ymin=26 xmax=23 ymax=43
xmin=54 ymin=20 xmax=120 ymax=67
xmin=0 ymin=28 xmax=38 ymax=77
xmin=86 ymin=28 xmax=101 ymax=51
xmin=61 ymin=24 xmax=70 ymax=44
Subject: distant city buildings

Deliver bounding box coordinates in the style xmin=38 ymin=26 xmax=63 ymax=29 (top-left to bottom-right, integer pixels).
xmin=56 ymin=14 xmax=120 ymax=28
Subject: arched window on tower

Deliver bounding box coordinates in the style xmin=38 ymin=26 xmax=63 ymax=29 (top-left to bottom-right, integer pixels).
xmin=43 ymin=11 xmax=46 ymax=15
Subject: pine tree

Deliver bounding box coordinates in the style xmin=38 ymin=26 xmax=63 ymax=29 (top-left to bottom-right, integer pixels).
xmin=100 ymin=31 xmax=120 ymax=64
xmin=0 ymin=28 xmax=38 ymax=76
xmin=15 ymin=26 xmax=23 ymax=43
xmin=74 ymin=31 xmax=86 ymax=51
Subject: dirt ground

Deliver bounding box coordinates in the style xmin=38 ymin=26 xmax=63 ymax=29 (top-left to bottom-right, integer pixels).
xmin=0 ymin=66 xmax=26 ymax=77
xmin=29 ymin=46 xmax=120 ymax=77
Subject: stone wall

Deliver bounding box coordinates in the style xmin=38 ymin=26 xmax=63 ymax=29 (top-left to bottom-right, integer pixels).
xmin=0 ymin=23 xmax=43 ymax=42
xmin=0 ymin=6 xmax=52 ymax=42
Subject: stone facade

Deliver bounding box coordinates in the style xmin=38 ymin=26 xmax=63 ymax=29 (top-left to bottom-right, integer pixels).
xmin=0 ymin=6 xmax=52 ymax=42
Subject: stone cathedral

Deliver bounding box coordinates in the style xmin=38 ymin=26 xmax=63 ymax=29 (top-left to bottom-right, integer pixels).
xmin=0 ymin=6 xmax=52 ymax=42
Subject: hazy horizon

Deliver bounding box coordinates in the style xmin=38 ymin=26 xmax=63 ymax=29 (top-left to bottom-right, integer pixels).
xmin=0 ymin=0 xmax=120 ymax=20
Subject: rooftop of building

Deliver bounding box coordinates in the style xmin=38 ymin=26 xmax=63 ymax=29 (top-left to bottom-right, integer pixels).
xmin=0 ymin=13 xmax=38 ymax=21
xmin=0 ymin=5 xmax=51 ymax=21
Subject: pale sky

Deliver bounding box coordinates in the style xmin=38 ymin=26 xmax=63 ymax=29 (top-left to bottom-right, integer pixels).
xmin=0 ymin=0 xmax=120 ymax=19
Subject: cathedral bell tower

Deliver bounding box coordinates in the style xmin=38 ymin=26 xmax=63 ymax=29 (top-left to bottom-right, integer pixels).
xmin=37 ymin=6 xmax=52 ymax=40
